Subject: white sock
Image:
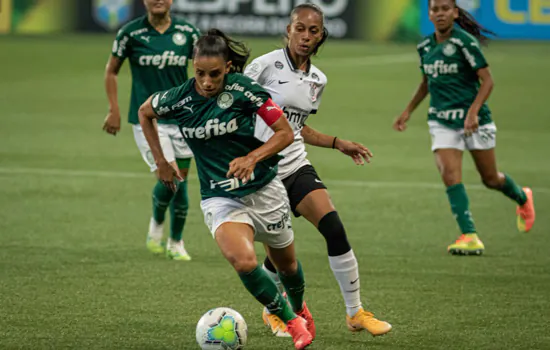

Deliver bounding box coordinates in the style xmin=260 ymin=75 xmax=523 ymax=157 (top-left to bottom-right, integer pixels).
xmin=262 ymin=263 xmax=284 ymax=314
xmin=328 ymin=249 xmax=362 ymax=317
xmin=148 ymin=217 xmax=164 ymax=240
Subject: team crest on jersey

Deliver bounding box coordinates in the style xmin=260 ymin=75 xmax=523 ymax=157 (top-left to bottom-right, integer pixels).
xmin=93 ymin=0 xmax=132 ymax=31
xmin=443 ymin=43 xmax=457 ymax=57
xmin=275 ymin=61 xmax=284 ymax=70
xmin=217 ymin=92 xmax=234 ymax=109
xmin=172 ymin=32 xmax=187 ymax=46
xmin=311 ymin=73 xmax=319 ymax=81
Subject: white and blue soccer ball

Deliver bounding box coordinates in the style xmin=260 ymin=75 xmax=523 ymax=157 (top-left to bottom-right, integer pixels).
xmin=196 ymin=307 xmax=248 ymax=350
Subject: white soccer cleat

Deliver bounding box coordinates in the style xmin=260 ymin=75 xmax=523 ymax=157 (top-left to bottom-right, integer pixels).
xmin=166 ymin=238 xmax=191 ymax=261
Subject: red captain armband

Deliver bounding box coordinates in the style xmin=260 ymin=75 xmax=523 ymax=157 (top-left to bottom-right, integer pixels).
xmin=256 ymin=98 xmax=283 ymax=126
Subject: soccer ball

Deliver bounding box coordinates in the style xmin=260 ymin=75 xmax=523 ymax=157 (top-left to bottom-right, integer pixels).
xmin=196 ymin=307 xmax=248 ymax=349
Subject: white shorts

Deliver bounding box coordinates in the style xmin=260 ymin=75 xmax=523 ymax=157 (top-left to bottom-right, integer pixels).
xmin=133 ymin=124 xmax=193 ymax=172
xmin=200 ymin=178 xmax=294 ymax=249
xmin=428 ymin=121 xmax=497 ymax=152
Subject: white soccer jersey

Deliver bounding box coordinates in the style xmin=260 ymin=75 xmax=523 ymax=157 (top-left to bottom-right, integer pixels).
xmin=244 ymin=48 xmax=327 ymax=180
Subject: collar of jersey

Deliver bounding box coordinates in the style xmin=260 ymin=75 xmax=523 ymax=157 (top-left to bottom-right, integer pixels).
xmin=431 ymin=27 xmax=458 ymax=46
xmin=283 ymin=46 xmax=311 ymax=74
xmin=143 ymin=15 xmax=175 ymax=35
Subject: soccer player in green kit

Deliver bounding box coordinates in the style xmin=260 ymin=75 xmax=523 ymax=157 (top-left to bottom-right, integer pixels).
xmin=394 ymin=0 xmax=536 ymax=255
xmin=103 ymin=0 xmax=199 ymax=261
xmin=138 ymin=29 xmax=314 ymax=349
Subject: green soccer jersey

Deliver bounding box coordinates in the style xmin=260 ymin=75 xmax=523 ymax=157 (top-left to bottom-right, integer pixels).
xmin=151 ymin=73 xmax=282 ymax=200
xmin=112 ymin=16 xmax=200 ymax=125
xmin=417 ymin=27 xmax=492 ymax=129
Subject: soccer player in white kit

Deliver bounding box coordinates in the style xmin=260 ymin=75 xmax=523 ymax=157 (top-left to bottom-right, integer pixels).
xmin=244 ymin=3 xmax=392 ymax=338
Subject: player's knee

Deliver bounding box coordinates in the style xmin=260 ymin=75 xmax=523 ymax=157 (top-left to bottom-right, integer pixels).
xmin=318 ymin=211 xmax=352 ymax=256
xmin=276 ymin=259 xmax=297 ymax=277
xmin=436 ymin=162 xmax=461 ymax=187
xmin=230 ymin=255 xmax=258 ymax=274
xmin=441 ymin=170 xmax=461 ymax=187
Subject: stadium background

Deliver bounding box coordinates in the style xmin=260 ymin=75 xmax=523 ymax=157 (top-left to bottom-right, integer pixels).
xmin=1 ymin=0 xmax=549 ymax=349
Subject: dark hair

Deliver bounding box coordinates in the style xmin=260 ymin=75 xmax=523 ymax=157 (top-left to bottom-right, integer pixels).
xmin=194 ymin=28 xmax=251 ymax=73
xmin=289 ymin=3 xmax=329 ymax=55
xmin=429 ymin=0 xmax=495 ymax=44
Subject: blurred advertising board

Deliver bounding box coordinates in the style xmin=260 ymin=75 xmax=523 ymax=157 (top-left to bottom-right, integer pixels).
xmin=362 ymin=0 xmax=421 ymax=42
xmin=1 ymin=0 xmax=13 ymax=33
xmin=421 ymin=0 xmax=550 ymax=40
xmin=6 ymin=0 xmax=76 ymax=34
xmin=81 ymin=0 xmax=359 ymax=39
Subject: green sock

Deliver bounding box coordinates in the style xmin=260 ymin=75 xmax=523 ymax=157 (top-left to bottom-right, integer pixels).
xmin=278 ymin=260 xmax=305 ymax=313
xmin=499 ymin=174 xmax=527 ymax=205
xmin=446 ymin=183 xmax=477 ymax=234
xmin=239 ymin=265 xmax=296 ymax=323
xmin=152 ymin=180 xmax=175 ymax=224
xmin=169 ymin=179 xmax=189 ymax=241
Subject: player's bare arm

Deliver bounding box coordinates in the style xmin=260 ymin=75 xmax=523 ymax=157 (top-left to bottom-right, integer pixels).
xmin=301 ymin=125 xmax=372 ymax=165
xmin=138 ymin=96 xmax=182 ymax=191
xmin=103 ymin=55 xmax=123 ymax=135
xmin=393 ymin=75 xmax=429 ymax=132
xmin=227 ymin=112 xmax=293 ymax=183
xmin=465 ymin=67 xmax=494 ymax=136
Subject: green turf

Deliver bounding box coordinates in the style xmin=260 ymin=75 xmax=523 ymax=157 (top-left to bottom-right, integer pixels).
xmin=0 ymin=35 xmax=549 ymax=349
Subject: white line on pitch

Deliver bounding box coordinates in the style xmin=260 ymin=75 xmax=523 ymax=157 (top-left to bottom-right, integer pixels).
xmin=1 ymin=167 xmax=548 ymax=194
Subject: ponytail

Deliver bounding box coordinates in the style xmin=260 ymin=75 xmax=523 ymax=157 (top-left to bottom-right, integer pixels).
xmin=455 ymin=6 xmax=495 ymax=45
xmin=194 ymin=28 xmax=251 ymax=73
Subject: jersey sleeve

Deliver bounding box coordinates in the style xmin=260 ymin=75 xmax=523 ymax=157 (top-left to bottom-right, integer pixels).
xmin=243 ymin=58 xmax=270 ymax=85
xmin=237 ymin=75 xmax=281 ymax=121
xmin=244 ymin=81 xmax=272 ymax=113
xmin=418 ymin=50 xmax=425 ymax=74
xmin=416 ymin=37 xmax=431 ymax=75
xmin=460 ymin=38 xmax=488 ymax=71
xmin=311 ymin=84 xmax=326 ymax=114
xmin=111 ymin=27 xmax=131 ymax=61
xmin=151 ymin=85 xmax=186 ymax=120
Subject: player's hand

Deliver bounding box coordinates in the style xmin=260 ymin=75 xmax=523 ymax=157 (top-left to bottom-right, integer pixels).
xmin=103 ymin=111 xmax=121 ymax=136
xmin=393 ymin=112 xmax=410 ymax=132
xmin=227 ymin=155 xmax=257 ymax=184
xmin=157 ymin=159 xmax=183 ymax=192
xmin=464 ymin=111 xmax=479 ymax=137
xmin=335 ymin=139 xmax=373 ymax=166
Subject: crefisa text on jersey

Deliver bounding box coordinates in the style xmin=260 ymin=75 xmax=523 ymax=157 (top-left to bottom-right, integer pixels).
xmin=225 ymin=82 xmax=264 ymax=107
xmin=138 ymin=51 xmax=188 ymax=69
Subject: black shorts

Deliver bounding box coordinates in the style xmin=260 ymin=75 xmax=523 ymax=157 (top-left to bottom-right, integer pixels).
xmin=282 ymin=165 xmax=327 ymax=217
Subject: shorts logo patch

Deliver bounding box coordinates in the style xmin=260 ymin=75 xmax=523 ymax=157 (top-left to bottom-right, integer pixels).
xmin=266 ymin=213 xmax=290 ymax=232
xmin=205 ymin=212 xmax=213 ymax=231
